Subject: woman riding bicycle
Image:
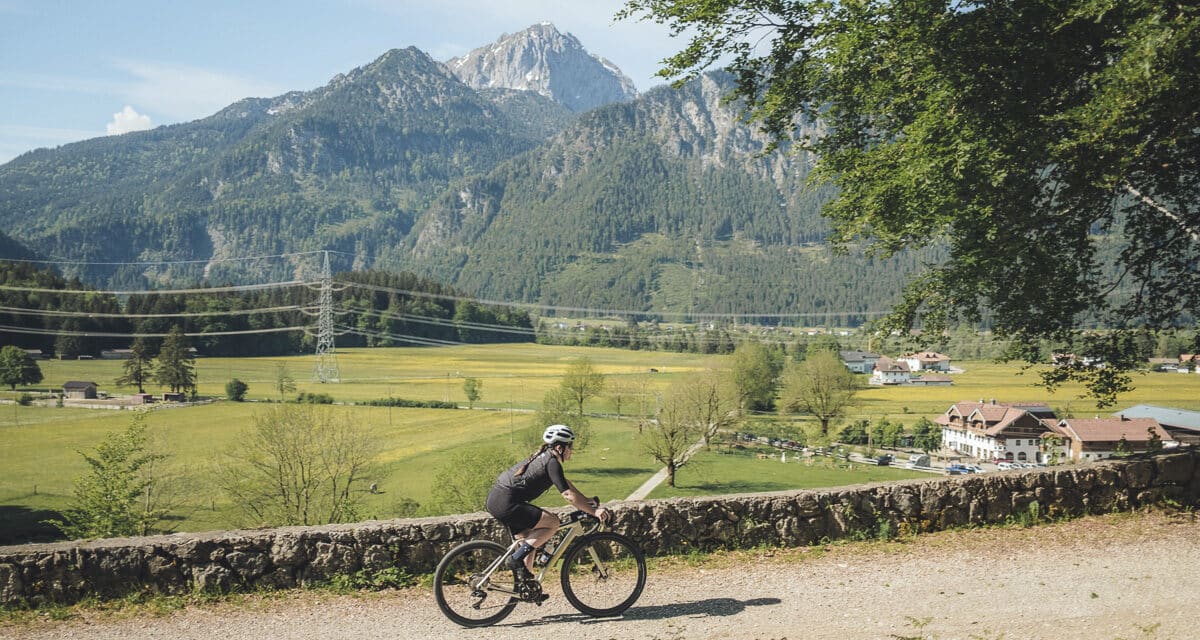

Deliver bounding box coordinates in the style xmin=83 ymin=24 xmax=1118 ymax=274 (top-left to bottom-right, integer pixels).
xmin=486 ymin=424 xmax=612 ymax=584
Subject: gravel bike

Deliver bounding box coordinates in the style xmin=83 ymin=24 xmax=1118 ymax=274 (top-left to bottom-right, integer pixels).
xmin=433 ymin=502 xmax=646 ymax=627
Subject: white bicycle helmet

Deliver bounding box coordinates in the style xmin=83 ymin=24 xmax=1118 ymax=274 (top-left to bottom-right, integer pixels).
xmin=542 ymin=424 xmax=576 ymax=446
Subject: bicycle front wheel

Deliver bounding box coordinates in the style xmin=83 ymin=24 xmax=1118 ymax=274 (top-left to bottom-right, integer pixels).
xmin=433 ymin=540 xmax=518 ymax=627
xmin=560 ymin=531 xmax=646 ymax=617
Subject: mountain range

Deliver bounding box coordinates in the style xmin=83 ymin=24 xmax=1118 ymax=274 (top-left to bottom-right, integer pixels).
xmin=0 ymin=23 xmax=922 ymax=321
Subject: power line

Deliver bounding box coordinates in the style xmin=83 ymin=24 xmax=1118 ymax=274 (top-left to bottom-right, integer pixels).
xmin=0 ymin=250 xmax=327 ymax=267
xmin=0 ymin=325 xmax=308 ymax=338
xmin=0 ymin=280 xmax=312 ymax=296
xmin=339 ymin=325 xmax=465 ymax=347
xmin=0 ymin=304 xmax=314 ymax=319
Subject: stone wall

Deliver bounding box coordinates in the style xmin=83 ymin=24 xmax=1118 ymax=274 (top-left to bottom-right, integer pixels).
xmin=2 ymin=451 xmax=1197 ymax=607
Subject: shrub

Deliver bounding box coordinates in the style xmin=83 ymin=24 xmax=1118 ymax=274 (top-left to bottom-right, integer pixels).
xmin=296 ymin=392 xmax=334 ymax=404
xmin=225 ymin=379 xmax=248 ymax=402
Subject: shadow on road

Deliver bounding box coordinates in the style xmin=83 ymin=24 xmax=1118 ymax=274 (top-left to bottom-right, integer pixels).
xmin=507 ymin=597 xmax=782 ymax=628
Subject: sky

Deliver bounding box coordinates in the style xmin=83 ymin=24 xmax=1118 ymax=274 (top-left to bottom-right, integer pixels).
xmin=0 ymin=0 xmax=688 ymax=165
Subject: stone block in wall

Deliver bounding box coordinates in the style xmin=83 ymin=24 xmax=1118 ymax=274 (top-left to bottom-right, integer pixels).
xmin=1155 ymin=454 xmax=1196 ymax=487
xmin=304 ymin=542 xmax=359 ymax=582
xmin=0 ymin=563 xmax=22 ymax=606
xmin=1122 ymin=459 xmax=1154 ymax=489
xmin=145 ymin=552 xmax=186 ymax=594
xmin=270 ymin=534 xmax=306 ymax=567
xmin=192 ymin=564 xmax=235 ymax=593
xmin=226 ymin=551 xmax=269 ymax=581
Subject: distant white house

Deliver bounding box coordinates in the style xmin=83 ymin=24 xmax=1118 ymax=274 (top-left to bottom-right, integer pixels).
xmin=870 ymin=357 xmax=911 ymax=385
xmin=839 ymin=350 xmax=881 ymax=374
xmin=899 ymin=351 xmax=952 ymax=372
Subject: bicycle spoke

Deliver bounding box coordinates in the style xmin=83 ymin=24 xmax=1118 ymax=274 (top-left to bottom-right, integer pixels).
xmin=435 ymin=541 xmax=519 ymax=627
xmin=560 ymin=532 xmax=646 ymax=617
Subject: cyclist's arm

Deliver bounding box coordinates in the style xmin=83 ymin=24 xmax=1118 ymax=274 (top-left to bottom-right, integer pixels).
xmin=561 ymin=479 xmax=610 ymax=521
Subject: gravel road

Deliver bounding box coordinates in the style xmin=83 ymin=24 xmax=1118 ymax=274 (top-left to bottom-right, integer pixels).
xmin=7 ymin=511 xmax=1197 ymax=640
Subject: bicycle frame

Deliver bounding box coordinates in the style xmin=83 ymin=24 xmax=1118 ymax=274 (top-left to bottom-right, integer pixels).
xmin=472 ymin=513 xmax=601 ymax=596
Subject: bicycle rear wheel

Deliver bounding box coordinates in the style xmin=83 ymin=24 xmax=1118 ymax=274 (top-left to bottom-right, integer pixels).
xmin=433 ymin=540 xmax=518 ymax=627
xmin=560 ymin=531 xmax=646 ymax=617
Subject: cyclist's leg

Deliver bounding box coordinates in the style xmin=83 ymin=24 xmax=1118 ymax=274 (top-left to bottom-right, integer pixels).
xmin=513 ymin=509 xmax=559 ymax=573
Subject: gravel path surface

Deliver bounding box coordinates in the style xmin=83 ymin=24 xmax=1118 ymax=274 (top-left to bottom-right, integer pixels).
xmin=7 ymin=511 xmax=1197 ymax=640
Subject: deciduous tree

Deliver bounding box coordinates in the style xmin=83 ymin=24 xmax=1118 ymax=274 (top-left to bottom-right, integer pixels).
xmin=0 ymin=345 xmax=42 ymax=391
xmin=216 ymin=405 xmax=380 ymax=526
xmin=46 ymin=412 xmax=172 ymax=539
xmin=779 ymin=350 xmax=859 ymax=436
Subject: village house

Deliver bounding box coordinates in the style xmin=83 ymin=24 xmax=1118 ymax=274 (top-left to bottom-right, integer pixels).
xmin=1178 ymin=354 xmax=1198 ymax=373
xmin=935 ymin=400 xmax=1057 ymax=462
xmin=62 ymin=381 xmax=98 ymax=399
xmin=839 ymin=350 xmax=881 ymax=374
xmin=23 ymin=349 xmax=46 ymax=360
xmin=870 ymin=357 xmax=911 ymax=385
xmin=899 ymin=351 xmax=951 ymax=372
xmin=1114 ymin=405 xmax=1200 ymax=446
xmin=1042 ymin=416 xmax=1174 ymax=462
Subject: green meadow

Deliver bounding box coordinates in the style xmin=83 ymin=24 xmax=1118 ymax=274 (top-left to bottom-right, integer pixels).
xmin=1 ymin=344 xmax=1197 ymax=543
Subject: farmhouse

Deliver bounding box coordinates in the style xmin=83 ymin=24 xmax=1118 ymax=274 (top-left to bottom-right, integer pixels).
xmin=62 ymin=381 xmax=98 ymax=399
xmin=870 ymin=357 xmax=911 ymax=385
xmin=1114 ymin=405 xmax=1200 ymax=446
xmin=839 ymin=350 xmax=881 ymax=374
xmin=935 ymin=400 xmax=1057 ymax=462
xmin=1042 ymin=417 xmax=1174 ymax=462
xmin=899 ymin=351 xmax=951 ymax=372
xmin=1178 ymin=354 xmax=1198 ymax=373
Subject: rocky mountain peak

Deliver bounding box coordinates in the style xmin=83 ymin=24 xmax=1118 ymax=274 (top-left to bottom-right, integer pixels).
xmin=447 ymin=22 xmax=637 ymax=112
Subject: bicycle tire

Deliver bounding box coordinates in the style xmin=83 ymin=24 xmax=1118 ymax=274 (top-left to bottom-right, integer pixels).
xmin=559 ymin=531 xmax=646 ymax=617
xmin=433 ymin=540 xmax=518 ymax=627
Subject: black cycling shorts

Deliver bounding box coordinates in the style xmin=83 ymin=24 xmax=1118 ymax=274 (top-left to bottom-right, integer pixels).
xmin=486 ymin=488 xmax=546 ymax=535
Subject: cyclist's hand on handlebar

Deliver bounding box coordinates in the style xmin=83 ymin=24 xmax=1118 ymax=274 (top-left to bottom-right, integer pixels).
xmin=595 ymin=507 xmax=612 ymax=523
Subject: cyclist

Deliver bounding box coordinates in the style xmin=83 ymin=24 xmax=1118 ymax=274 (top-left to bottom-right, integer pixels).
xmin=485 ymin=424 xmax=611 ymax=586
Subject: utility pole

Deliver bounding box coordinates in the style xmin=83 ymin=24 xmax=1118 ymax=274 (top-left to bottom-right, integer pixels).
xmin=312 ymin=251 xmax=340 ymax=383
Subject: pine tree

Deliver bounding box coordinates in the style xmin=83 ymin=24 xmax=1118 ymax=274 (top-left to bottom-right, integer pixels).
xmin=154 ymin=327 xmax=195 ymax=394
xmin=115 ymin=338 xmax=153 ymax=393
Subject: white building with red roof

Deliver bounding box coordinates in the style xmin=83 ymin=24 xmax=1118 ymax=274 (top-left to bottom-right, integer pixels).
xmin=870 ymin=357 xmax=912 ymax=385
xmin=900 ymin=351 xmax=952 ymax=372
xmin=935 ymin=400 xmax=1057 ymax=462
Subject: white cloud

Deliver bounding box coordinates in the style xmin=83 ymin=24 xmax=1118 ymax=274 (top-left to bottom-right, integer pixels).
xmin=114 ymin=60 xmax=285 ymax=120
xmin=106 ymin=105 xmax=153 ymax=135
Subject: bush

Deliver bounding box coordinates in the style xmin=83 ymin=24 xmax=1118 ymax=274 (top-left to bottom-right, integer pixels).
xmin=225 ymin=379 xmax=248 ymax=402
xmin=362 ymin=397 xmax=457 ymax=409
xmin=296 ymin=392 xmax=334 ymax=404
xmin=17 ymin=393 xmax=33 ymax=406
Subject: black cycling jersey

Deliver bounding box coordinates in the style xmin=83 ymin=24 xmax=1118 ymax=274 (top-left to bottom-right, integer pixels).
xmin=486 ymin=450 xmax=570 ymax=534
xmin=493 ymin=451 xmax=569 ymax=504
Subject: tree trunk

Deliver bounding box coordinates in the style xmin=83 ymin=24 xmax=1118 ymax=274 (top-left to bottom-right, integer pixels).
xmin=667 ymin=462 xmax=676 ymax=487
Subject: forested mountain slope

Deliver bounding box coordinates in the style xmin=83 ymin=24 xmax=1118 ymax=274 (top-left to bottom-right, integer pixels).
xmin=0 ymin=29 xmax=931 ymax=320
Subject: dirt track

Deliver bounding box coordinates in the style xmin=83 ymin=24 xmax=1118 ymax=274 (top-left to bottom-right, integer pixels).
xmin=6 ymin=511 xmax=1197 ymax=640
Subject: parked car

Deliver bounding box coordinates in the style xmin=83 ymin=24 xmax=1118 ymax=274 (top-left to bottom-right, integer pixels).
xmin=997 ymin=462 xmax=1017 ymax=470
xmin=960 ymin=464 xmax=984 ymax=473
xmin=876 ymin=455 xmax=893 ymax=466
